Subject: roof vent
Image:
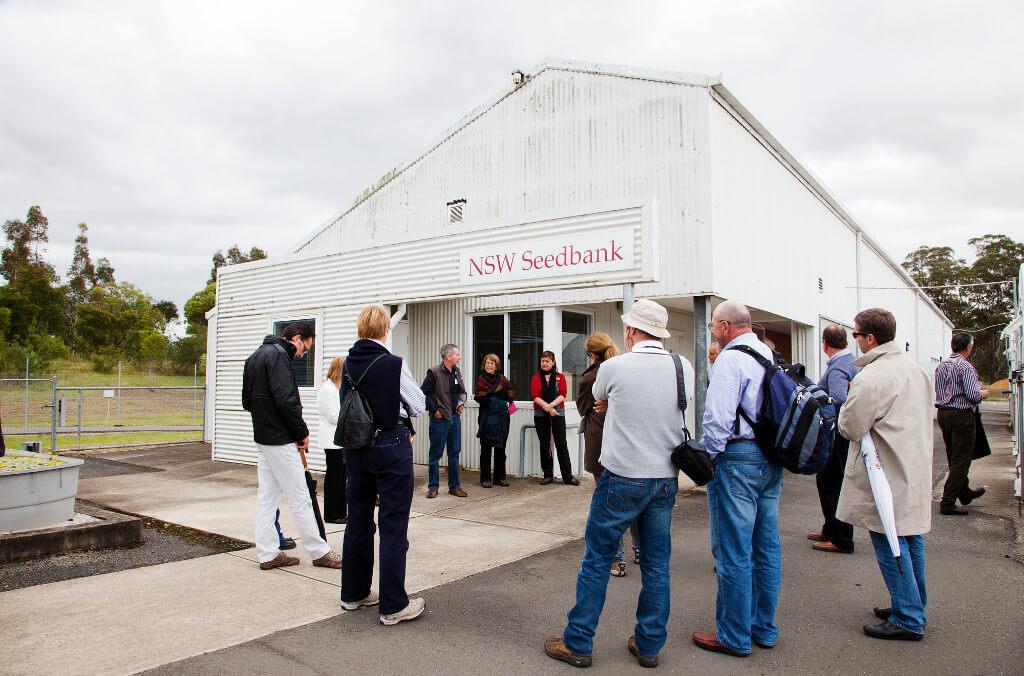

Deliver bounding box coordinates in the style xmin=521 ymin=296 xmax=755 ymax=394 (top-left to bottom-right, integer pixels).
xmin=817 ymin=277 xmax=824 ymax=293
xmin=448 ymin=199 xmax=466 ymax=223
xmin=512 ymin=70 xmax=527 ymax=86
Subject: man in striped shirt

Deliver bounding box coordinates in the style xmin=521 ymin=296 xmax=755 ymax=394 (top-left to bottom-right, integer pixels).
xmin=935 ymin=332 xmax=990 ymax=515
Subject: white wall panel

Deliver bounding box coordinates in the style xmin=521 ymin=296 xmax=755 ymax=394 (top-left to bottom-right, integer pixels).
xmin=709 ymin=99 xmax=859 ymax=328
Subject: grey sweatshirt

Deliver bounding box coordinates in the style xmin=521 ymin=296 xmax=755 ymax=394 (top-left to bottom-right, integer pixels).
xmin=592 ymin=341 xmax=695 ymax=479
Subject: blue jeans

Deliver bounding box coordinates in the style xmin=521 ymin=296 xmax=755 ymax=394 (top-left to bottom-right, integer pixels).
xmin=274 ymin=509 xmax=287 ymax=547
xmin=563 ymin=471 xmax=678 ymax=658
xmin=870 ymin=531 xmax=927 ymax=634
xmin=707 ymin=441 xmax=784 ymax=654
xmin=428 ymin=413 xmax=462 ymax=490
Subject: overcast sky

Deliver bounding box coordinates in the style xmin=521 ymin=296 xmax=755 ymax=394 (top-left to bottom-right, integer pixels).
xmin=1 ymin=1 xmax=1021 ymax=321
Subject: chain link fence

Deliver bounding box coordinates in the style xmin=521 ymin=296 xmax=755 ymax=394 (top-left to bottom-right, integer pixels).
xmin=1 ymin=376 xmax=205 ymax=452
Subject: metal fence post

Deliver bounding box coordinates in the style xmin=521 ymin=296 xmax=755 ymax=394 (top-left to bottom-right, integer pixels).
xmin=50 ymin=376 xmax=57 ymax=452
xmin=116 ymin=361 xmax=122 ymax=427
xmin=24 ymin=355 xmax=29 ymax=432
xmin=193 ymin=364 xmax=198 ymax=423
xmin=77 ymin=388 xmax=83 ymax=449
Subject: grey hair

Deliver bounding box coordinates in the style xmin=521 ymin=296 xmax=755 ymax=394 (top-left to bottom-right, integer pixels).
xmin=714 ymin=300 xmax=752 ymax=327
xmin=440 ymin=343 xmax=460 ymax=360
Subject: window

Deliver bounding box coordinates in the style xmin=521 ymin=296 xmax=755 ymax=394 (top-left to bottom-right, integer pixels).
xmin=272 ymin=318 xmax=316 ymax=388
xmin=472 ymin=314 xmax=504 ymax=375
xmin=472 ymin=311 xmax=543 ymax=399
xmin=509 ymin=310 xmax=543 ymax=397
xmin=561 ymin=311 xmax=592 ymax=399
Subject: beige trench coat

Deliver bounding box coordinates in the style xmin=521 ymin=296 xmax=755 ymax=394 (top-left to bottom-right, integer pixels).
xmin=837 ymin=340 xmax=935 ymax=536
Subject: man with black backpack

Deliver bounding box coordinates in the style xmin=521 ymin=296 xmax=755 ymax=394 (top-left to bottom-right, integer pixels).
xmin=242 ymin=322 xmax=342 ymax=571
xmin=691 ymin=300 xmax=783 ymax=658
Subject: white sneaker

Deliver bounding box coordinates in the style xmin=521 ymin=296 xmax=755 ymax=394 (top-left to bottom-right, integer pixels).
xmin=341 ymin=592 xmax=379 ymax=611
xmin=379 ymin=597 xmax=426 ymax=626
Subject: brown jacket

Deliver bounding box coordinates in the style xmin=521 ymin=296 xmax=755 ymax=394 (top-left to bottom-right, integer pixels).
xmin=576 ymin=361 xmax=606 ymax=474
xmin=837 ymin=340 xmax=935 ymax=535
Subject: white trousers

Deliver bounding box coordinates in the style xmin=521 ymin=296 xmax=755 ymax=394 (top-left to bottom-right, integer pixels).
xmin=255 ymin=442 xmax=331 ymax=563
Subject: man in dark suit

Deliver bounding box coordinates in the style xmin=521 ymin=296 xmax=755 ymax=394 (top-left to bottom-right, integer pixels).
xmin=807 ymin=324 xmax=859 ymax=553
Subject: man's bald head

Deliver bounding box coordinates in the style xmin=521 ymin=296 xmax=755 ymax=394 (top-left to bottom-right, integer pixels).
xmin=713 ymin=300 xmax=752 ymax=327
xmin=711 ymin=299 xmax=754 ymax=348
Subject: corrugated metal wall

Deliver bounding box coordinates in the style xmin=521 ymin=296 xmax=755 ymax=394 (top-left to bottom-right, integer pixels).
xmin=293 ymin=67 xmax=713 ymax=298
xmin=707 ymin=95 xmax=951 ymax=376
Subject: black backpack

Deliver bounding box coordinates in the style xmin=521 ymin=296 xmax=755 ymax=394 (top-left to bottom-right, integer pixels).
xmin=728 ymin=345 xmax=838 ymax=474
xmin=334 ymin=354 xmax=386 ymax=449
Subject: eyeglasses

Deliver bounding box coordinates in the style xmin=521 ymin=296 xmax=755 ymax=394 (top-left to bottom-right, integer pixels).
xmin=851 ymin=332 xmax=867 ymax=339
xmin=707 ymin=320 xmax=729 ymax=331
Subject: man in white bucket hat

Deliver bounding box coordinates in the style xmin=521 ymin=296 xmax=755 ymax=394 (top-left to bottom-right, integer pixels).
xmin=545 ymin=298 xmax=694 ymax=668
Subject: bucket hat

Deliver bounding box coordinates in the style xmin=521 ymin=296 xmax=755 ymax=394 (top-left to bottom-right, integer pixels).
xmin=621 ymin=298 xmax=671 ymax=338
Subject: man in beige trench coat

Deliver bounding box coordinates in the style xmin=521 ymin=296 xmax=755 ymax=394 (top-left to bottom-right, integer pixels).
xmin=837 ymin=308 xmax=934 ymax=642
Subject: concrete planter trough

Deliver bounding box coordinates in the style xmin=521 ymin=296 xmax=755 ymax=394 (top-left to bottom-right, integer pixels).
xmin=0 ymin=451 xmax=84 ymax=533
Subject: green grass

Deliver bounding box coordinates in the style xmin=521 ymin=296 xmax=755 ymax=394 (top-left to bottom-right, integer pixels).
xmin=45 ymin=359 xmax=201 ymax=387
xmin=5 ymin=430 xmax=201 ymax=451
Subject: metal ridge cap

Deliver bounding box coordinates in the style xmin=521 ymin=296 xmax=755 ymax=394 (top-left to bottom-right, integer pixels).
xmin=710 ymin=82 xmax=953 ymax=329
xmin=531 ymin=58 xmax=720 ymax=88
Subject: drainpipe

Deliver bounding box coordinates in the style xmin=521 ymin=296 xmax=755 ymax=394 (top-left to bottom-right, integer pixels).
xmin=387 ymin=303 xmax=407 ymax=351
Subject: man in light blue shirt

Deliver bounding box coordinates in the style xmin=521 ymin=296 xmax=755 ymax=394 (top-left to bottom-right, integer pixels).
xmin=691 ymin=300 xmax=783 ymax=658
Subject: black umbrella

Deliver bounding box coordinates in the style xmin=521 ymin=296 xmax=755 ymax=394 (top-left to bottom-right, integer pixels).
xmin=973 ymin=408 xmax=992 ymax=460
xmin=298 ymin=446 xmax=327 ymax=540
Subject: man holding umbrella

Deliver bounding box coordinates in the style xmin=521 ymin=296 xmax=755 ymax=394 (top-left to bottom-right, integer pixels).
xmin=837 ymin=308 xmax=934 ymax=641
xmin=242 ymin=321 xmax=342 ymax=571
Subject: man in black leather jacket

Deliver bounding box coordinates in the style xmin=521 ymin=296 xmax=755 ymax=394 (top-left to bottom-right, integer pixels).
xmin=242 ymin=322 xmax=341 ymax=571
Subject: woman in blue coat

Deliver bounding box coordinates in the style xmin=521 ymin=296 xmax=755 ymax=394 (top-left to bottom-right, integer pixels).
xmin=474 ymin=353 xmax=515 ymax=488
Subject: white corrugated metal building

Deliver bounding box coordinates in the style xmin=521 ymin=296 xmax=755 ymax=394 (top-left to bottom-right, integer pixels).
xmin=206 ymin=59 xmax=953 ymax=474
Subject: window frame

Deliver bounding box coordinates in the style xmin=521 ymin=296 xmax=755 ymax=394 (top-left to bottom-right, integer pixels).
xmin=268 ymin=315 xmax=322 ymax=390
xmin=560 ymin=309 xmax=595 ymax=401
xmin=469 ymin=306 xmax=595 ymax=403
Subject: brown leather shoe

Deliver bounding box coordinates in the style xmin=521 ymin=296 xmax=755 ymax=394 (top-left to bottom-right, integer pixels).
xmin=806 ymin=531 xmax=827 ymax=542
xmin=544 ymin=636 xmax=591 ymax=668
xmin=812 ymin=541 xmax=853 ymax=554
xmin=425 ymin=488 xmax=438 ymax=499
xmin=312 ymin=551 xmax=342 ymax=569
xmin=449 ymin=487 xmax=468 ymax=497
xmin=259 ymin=553 xmax=300 ymax=570
xmin=691 ymin=631 xmax=749 ymax=657
xmin=627 ymin=635 xmax=657 ymax=668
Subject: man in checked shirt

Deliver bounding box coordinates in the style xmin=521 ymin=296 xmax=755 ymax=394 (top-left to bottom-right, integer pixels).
xmin=934 ymin=332 xmax=990 ymax=516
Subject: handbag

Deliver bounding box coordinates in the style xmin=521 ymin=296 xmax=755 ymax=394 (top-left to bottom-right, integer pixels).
xmin=508 ymin=401 xmax=518 ymax=416
xmin=973 ymin=408 xmax=991 ymax=460
xmin=668 ymin=352 xmax=714 ymax=486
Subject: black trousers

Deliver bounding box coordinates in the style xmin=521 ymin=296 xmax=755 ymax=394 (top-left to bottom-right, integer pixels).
xmin=323 ymin=448 xmax=347 ymax=521
xmin=938 ymin=408 xmax=976 ymax=508
xmin=480 ymin=443 xmax=506 ymax=483
xmin=816 ymin=435 xmax=854 ymax=551
xmin=342 ymin=433 xmax=414 ymax=616
xmin=535 ymin=415 xmax=573 ymax=481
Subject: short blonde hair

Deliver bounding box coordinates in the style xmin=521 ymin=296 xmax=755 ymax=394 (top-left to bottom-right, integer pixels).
xmin=357 ymin=305 xmax=390 ymax=340
xmin=584 ymin=332 xmax=620 ymax=362
xmin=326 ymin=357 xmax=344 ymax=386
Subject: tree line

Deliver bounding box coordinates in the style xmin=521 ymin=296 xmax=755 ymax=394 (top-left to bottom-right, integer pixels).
xmin=902 ymin=234 xmax=1023 ymax=384
xmin=0 ymin=205 xmax=265 ymax=375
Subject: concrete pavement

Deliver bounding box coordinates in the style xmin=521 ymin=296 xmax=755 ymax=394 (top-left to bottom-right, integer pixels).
xmin=2 ymin=444 xmax=592 ymax=676
xmin=145 ymin=407 xmax=1023 ymax=676
xmin=2 ymin=407 xmax=1021 ymax=675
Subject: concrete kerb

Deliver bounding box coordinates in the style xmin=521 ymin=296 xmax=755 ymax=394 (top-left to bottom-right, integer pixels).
xmin=0 ymin=501 xmax=143 ymax=564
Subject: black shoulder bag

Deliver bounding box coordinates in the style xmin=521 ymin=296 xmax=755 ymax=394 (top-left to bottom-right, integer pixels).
xmin=669 ymin=352 xmax=714 ymax=486
xmin=334 ymin=354 xmax=386 ymax=449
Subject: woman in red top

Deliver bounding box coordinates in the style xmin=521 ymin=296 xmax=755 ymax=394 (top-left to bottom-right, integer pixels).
xmin=531 ymin=350 xmax=579 ymax=486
